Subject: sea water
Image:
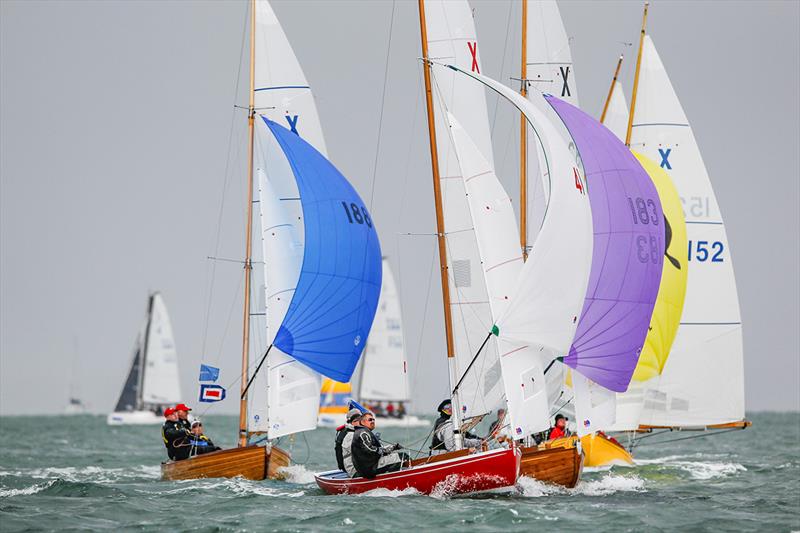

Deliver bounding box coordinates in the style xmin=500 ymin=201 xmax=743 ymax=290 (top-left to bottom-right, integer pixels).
xmin=0 ymin=412 xmax=797 ymax=531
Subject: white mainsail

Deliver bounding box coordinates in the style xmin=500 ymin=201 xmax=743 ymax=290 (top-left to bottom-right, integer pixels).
xmin=441 ymin=66 xmax=594 ymax=436
xmin=424 ymin=0 xmax=504 ymax=420
xmin=247 ymin=0 xmax=325 ymax=438
xmin=358 ymin=259 xmax=409 ymax=402
xmin=140 ymin=293 xmax=182 ymax=406
xmin=630 ymin=35 xmax=745 ymax=428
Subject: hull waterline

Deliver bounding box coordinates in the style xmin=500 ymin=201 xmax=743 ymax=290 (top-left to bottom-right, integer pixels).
xmin=160 ymin=445 xmax=290 ymax=481
xmin=520 ymin=439 xmax=583 ymax=488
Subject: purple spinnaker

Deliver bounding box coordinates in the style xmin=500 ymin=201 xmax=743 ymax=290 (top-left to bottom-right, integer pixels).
xmin=546 ymin=96 xmax=664 ymax=392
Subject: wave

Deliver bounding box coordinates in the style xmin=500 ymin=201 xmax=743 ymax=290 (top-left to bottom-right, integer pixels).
xmin=279 ymin=464 xmax=316 ymax=485
xmin=0 ymin=480 xmax=56 ymax=497
xmin=637 ymin=454 xmax=746 ymax=480
xmin=516 ymin=473 xmax=645 ymax=497
xmin=360 ymin=486 xmax=421 ymax=498
xmin=2 ymin=465 xmax=160 ymax=484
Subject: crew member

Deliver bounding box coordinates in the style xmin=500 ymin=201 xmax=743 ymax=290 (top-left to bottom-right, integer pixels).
xmin=350 ymin=412 xmax=408 ymax=478
xmin=336 ymin=408 xmax=363 ymax=472
xmin=188 ymin=421 xmax=221 ymax=456
xmin=161 ymin=407 xmax=191 ymax=461
xmin=488 ymin=408 xmax=507 ymax=439
xmin=548 ymin=414 xmax=569 ymax=441
xmin=430 ymin=399 xmax=482 ymax=455
xmin=174 ymin=403 xmax=193 ymax=431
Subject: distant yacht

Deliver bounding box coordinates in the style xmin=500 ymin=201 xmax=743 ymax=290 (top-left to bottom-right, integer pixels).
xmin=64 ymin=337 xmax=87 ymax=415
xmin=107 ymin=292 xmax=181 ymax=425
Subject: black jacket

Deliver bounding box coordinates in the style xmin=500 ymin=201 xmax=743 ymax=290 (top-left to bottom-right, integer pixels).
xmin=430 ymin=415 xmax=449 ymax=452
xmin=334 ymin=424 xmax=353 ymax=471
xmin=162 ymin=420 xmax=190 ymax=461
xmin=351 ymin=427 xmax=385 ymax=479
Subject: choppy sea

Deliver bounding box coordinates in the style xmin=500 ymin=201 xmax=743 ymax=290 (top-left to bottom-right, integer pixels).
xmin=0 ymin=412 xmax=797 ymax=531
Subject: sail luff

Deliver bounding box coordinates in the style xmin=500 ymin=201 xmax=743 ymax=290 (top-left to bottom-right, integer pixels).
xmin=519 ymin=0 xmax=528 ymax=260
xmin=136 ymin=294 xmax=155 ymax=410
xmin=625 ymin=2 xmax=649 ymax=147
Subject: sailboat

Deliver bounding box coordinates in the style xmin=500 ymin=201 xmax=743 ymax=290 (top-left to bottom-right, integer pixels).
xmin=315 ymin=0 xmax=524 ymax=496
xmin=108 ymin=292 xmax=181 ymax=425
xmin=317 ymin=259 xmax=428 ymax=428
xmin=65 ymin=337 xmax=87 ymax=415
xmin=162 ymin=0 xmax=383 ymax=481
xmin=602 ymin=4 xmax=748 ymax=451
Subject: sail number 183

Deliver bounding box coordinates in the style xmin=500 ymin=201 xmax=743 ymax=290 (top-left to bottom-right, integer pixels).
xmin=342 ymin=202 xmax=373 ymax=228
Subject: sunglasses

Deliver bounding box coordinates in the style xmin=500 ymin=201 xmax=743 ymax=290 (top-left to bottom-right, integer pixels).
xmin=363 ymin=417 xmax=375 ymax=422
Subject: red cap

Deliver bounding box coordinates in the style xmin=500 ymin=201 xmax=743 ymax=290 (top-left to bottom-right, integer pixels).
xmin=174 ymin=403 xmax=192 ymax=412
xmin=164 ymin=407 xmax=176 ymax=417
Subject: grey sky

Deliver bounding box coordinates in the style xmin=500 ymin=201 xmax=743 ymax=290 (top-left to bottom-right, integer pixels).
xmin=1 ymin=1 xmax=798 ymax=415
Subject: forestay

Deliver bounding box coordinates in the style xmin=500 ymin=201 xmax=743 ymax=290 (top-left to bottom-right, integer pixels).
xmin=247 ymin=0 xmax=329 ymax=438
xmin=631 ymin=36 xmax=744 ymax=427
xmin=545 ymin=96 xmax=663 ymax=434
xmin=425 ymin=0 xmax=504 ymax=420
xmin=140 ymin=293 xmax=182 ymax=406
xmin=358 ymin=260 xmax=410 ymax=402
xmin=443 ymin=65 xmax=594 ymax=437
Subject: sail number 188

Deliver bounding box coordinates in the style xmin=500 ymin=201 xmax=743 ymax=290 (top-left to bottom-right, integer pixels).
xmin=342 ymin=202 xmax=373 ymax=228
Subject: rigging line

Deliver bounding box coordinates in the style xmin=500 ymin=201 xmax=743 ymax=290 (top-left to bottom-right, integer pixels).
xmin=452 ymin=331 xmax=493 ymax=396
xmin=212 ymin=270 xmax=245 ymax=366
xmin=200 ymin=2 xmax=249 ymax=360
xmin=367 ymin=0 xmax=396 ymax=212
xmin=241 ymin=345 xmax=273 ymax=400
xmin=489 ymin=0 xmax=515 ymax=138
xmin=551 ymin=394 xmax=574 ymax=418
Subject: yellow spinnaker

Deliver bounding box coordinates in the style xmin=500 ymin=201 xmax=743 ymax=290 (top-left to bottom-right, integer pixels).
xmin=318 ymin=378 xmax=352 ymax=414
xmin=631 ymin=152 xmax=688 ymax=381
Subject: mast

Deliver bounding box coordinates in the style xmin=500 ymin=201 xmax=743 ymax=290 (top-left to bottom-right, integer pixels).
xmin=600 ymin=54 xmax=624 ymax=124
xmin=625 ymin=2 xmax=649 ymax=146
xmin=136 ymin=294 xmax=155 ymax=410
xmin=519 ymin=0 xmax=528 ymax=260
xmin=238 ymin=0 xmax=257 ymax=448
xmin=417 ymin=0 xmax=462 ymax=446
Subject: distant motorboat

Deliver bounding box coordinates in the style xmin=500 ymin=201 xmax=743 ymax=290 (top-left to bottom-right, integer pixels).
xmin=107 ymin=292 xmax=181 ymax=426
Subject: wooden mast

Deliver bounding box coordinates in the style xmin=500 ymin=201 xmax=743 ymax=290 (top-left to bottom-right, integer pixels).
xmin=238 ymin=0 xmax=257 ymax=448
xmin=625 ymin=2 xmax=649 ymax=147
xmin=600 ymin=55 xmax=624 ymax=125
xmin=519 ymin=0 xmax=528 ymax=260
xmin=417 ymin=0 xmax=461 ymax=440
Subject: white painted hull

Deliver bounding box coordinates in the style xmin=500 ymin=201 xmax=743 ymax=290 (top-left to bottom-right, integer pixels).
xmin=317 ymin=413 xmax=429 ymax=428
xmin=106 ymin=410 xmax=163 ymax=426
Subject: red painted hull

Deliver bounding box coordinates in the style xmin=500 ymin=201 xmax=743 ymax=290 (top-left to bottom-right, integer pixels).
xmin=315 ymin=447 xmax=520 ymax=496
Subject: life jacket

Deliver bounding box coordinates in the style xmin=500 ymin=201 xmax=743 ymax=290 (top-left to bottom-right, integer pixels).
xmin=335 ymin=424 xmax=354 ymax=471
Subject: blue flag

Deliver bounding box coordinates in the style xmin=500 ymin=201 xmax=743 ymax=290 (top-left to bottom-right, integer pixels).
xmin=199 ymin=364 xmax=220 ymax=383
xmin=348 ymin=399 xmax=368 ymax=414
xmin=199 ymin=384 xmax=226 ymax=403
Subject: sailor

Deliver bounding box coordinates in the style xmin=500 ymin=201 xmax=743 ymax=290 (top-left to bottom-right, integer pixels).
xmin=350 ymin=412 xmax=408 ymax=478
xmin=548 ymin=414 xmax=569 ymax=441
xmin=161 ymin=407 xmax=190 ymax=461
xmin=174 ymin=403 xmax=193 ymax=431
xmin=430 ymin=399 xmax=482 ymax=455
xmin=488 ymin=408 xmax=507 ymax=439
xmin=336 ymin=408 xmax=363 ymax=472
xmin=188 ymin=421 xmax=221 ymax=456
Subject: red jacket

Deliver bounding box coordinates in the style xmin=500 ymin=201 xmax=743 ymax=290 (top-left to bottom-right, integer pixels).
xmin=548 ymin=426 xmax=566 ymax=440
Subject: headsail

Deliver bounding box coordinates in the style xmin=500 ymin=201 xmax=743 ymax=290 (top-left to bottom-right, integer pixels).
xmin=114 ymin=329 xmax=144 ymax=412
xmin=631 ymin=35 xmax=745 ymax=427
xmin=525 ymin=1 xmax=579 ymax=106
xmin=603 ymin=81 xmax=629 ymax=143
xmin=358 ymin=259 xmax=410 ymax=402
xmin=441 ymin=65 xmax=593 ymax=436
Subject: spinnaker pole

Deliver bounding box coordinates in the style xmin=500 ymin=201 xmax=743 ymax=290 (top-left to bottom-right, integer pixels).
xmin=417 ymin=0 xmax=462 ymax=448
xmin=238 ymin=0 xmax=257 ymax=448
xmin=625 ymin=2 xmax=649 ymax=147
xmin=600 ymin=55 xmax=624 ymax=124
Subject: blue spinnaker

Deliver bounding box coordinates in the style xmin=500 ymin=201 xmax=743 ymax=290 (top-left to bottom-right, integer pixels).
xmin=263 ymin=118 xmax=382 ymax=383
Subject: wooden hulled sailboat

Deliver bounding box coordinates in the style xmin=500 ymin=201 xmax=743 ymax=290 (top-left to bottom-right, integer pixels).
xmin=602 ymin=3 xmax=749 ymax=447
xmin=108 ymin=292 xmax=181 ymax=426
xmin=163 ymin=0 xmax=383 ymax=481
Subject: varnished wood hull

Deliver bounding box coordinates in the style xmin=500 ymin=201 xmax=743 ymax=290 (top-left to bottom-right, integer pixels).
xmin=519 ymin=441 xmax=583 ymax=488
xmin=160 ymin=445 xmax=290 ymax=481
